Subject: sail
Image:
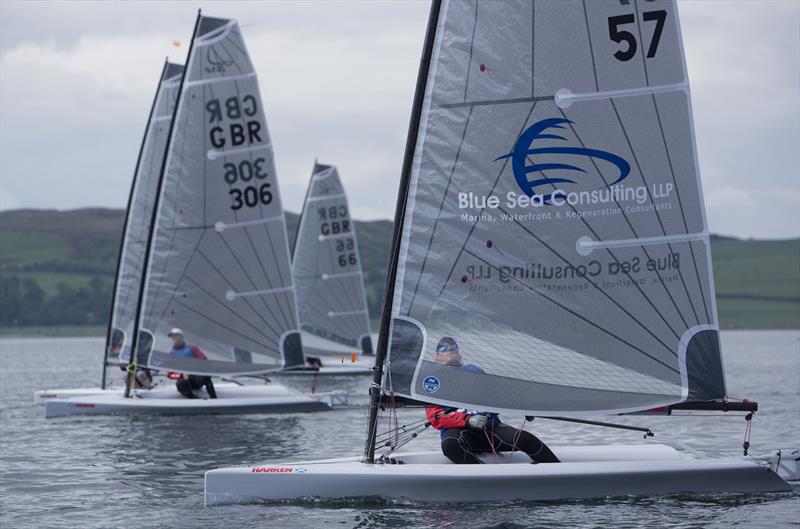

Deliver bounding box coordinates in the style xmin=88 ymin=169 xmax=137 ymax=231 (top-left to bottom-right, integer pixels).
xmin=135 ymin=15 xmax=303 ymax=376
xmin=292 ymin=163 xmax=372 ymax=356
xmin=383 ymin=0 xmax=725 ymax=415
xmin=106 ymin=61 xmax=184 ymax=376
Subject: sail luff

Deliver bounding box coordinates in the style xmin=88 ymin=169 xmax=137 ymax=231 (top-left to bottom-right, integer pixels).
xmin=101 ymin=59 xmax=170 ymax=389
xmin=364 ymin=0 xmax=443 ymax=464
xmin=125 ymin=11 xmax=201 ymax=397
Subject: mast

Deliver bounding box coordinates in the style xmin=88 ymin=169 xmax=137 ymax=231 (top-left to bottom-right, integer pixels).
xmin=363 ymin=0 xmax=442 ymax=464
xmin=102 ymin=59 xmax=170 ymax=390
xmin=124 ymin=11 xmax=201 ymax=398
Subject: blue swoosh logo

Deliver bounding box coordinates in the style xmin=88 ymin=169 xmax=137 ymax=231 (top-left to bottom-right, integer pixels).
xmin=495 ymin=118 xmax=630 ymax=202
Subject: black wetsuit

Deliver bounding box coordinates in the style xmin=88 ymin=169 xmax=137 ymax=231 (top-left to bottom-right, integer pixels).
xmin=441 ymin=422 xmax=560 ymax=464
xmin=176 ymin=375 xmax=217 ymax=399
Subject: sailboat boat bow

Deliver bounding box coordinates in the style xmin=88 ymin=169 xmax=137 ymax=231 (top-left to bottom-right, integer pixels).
xmin=205 ymin=0 xmax=795 ymax=500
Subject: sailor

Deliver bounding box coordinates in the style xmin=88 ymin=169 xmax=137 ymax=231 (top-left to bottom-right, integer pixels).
xmin=425 ymin=336 xmax=559 ymax=464
xmin=167 ymin=328 xmax=217 ymax=399
xmin=114 ymin=330 xmax=152 ymax=389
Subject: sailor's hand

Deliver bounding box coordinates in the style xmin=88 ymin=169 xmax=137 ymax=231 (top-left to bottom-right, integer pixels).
xmin=467 ymin=414 xmax=488 ymax=429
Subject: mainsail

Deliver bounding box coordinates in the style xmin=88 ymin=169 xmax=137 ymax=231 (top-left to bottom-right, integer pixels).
xmin=381 ymin=0 xmax=725 ymax=416
xmin=131 ymin=14 xmax=303 ymax=377
xmin=103 ymin=61 xmax=184 ymax=387
xmin=292 ymin=162 xmax=373 ymax=356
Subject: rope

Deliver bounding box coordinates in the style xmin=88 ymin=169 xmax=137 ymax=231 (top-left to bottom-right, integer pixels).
xmin=506 ymin=417 xmax=528 ymax=462
xmin=483 ymin=428 xmax=499 ymax=463
xmin=743 ymin=411 xmax=754 ymax=456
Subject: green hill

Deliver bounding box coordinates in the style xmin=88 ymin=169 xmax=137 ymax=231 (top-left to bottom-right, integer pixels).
xmin=0 ymin=208 xmax=797 ymax=332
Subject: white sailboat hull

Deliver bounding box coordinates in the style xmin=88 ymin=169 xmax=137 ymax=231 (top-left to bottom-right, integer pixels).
xmin=35 ymin=381 xmax=242 ymax=404
xmin=204 ymin=445 xmax=794 ymax=505
xmin=44 ymin=383 xmax=341 ymax=418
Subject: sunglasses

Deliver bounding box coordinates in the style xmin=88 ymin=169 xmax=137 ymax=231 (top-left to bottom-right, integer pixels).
xmin=436 ymin=344 xmax=458 ymax=353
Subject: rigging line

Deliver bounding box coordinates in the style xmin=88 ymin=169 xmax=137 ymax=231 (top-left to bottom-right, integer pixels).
xmin=437 ymin=100 xmax=539 ymax=298
xmin=554 ymin=110 xmax=684 ymax=338
xmin=171 ymin=296 xmax=278 ymax=352
xmin=462 ymin=0 xmax=479 ymax=103
xmin=182 ymin=275 xmax=277 ymax=345
xmin=214 ymin=230 xmax=292 ymax=333
xmin=462 ymin=247 xmax=680 ymax=375
xmin=408 ymin=105 xmax=475 ymax=313
xmin=609 ymin=98 xmax=696 ymax=328
xmin=651 ymin=95 xmax=711 ymax=322
xmin=496 ymin=206 xmax=678 ymax=357
xmin=194 ymin=248 xmax=284 ymax=339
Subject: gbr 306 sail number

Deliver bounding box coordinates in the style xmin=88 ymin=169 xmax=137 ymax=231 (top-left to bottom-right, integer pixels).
xmin=223 ymin=158 xmax=272 ymax=211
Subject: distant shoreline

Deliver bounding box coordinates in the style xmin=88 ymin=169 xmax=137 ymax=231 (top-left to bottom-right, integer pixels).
xmin=1 ymin=324 xmax=797 ymax=339
xmin=0 ymin=325 xmax=106 ymax=338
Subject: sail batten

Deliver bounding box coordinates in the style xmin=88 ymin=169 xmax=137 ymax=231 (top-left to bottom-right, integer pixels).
xmin=380 ymin=0 xmax=725 ymax=416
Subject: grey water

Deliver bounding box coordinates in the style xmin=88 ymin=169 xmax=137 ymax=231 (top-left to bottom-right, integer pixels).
xmin=1 ymin=331 xmax=798 ymax=528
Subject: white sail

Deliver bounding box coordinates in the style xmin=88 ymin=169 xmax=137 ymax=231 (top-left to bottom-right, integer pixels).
xmin=292 ymin=163 xmax=372 ymax=356
xmin=106 ymin=61 xmax=183 ymax=377
xmin=382 ymin=0 xmax=725 ymax=415
xmin=134 ymin=15 xmax=302 ymax=376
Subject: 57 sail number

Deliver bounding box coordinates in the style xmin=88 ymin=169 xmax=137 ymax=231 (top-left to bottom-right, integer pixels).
xmin=224 ymin=157 xmax=272 ymax=211
xmin=608 ymin=9 xmax=667 ymax=61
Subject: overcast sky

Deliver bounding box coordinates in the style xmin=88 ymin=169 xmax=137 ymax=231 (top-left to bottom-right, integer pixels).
xmin=1 ymin=0 xmax=798 ymax=239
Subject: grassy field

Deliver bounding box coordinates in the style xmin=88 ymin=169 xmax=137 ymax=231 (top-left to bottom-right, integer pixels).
xmin=0 ymin=325 xmax=106 ymax=337
xmin=1 ymin=208 xmax=798 ymax=332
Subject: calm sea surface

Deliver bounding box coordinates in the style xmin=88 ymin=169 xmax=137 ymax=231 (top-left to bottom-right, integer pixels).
xmin=1 ymin=330 xmax=798 ymax=528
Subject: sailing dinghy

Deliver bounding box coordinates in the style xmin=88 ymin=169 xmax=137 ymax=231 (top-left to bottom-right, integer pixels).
xmin=44 ymin=13 xmax=342 ymax=417
xmin=205 ymin=0 xmax=797 ymax=503
xmin=280 ymin=162 xmax=374 ymax=375
xmin=35 ymin=61 xmax=184 ymax=404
